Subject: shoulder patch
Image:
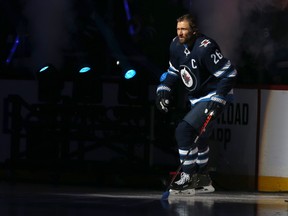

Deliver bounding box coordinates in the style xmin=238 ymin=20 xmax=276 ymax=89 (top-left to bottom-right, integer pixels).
xmin=199 ymin=39 xmax=211 ymax=48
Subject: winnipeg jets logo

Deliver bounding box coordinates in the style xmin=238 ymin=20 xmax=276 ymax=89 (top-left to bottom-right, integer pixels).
xmin=181 ymin=68 xmax=192 ymax=86
xmin=180 ymin=65 xmax=197 ymax=91
xmin=200 ymin=39 xmax=211 ymax=47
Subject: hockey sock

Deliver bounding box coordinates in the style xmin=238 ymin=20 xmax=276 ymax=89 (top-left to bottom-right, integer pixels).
xmin=175 ymin=120 xmax=199 ymax=174
xmin=196 ymin=147 xmax=209 ymax=173
xmin=178 ymin=147 xmax=198 ymax=174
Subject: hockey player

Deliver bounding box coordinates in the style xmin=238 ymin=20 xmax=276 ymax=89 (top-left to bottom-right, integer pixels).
xmin=156 ymin=14 xmax=237 ymax=195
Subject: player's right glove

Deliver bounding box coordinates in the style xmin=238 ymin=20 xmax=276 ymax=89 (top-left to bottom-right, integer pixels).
xmin=155 ymin=84 xmax=172 ymax=113
xmin=204 ymin=94 xmax=226 ymax=118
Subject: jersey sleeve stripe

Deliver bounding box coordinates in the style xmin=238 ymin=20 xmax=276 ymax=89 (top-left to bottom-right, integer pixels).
xmin=228 ymin=69 xmax=238 ymax=78
xmin=219 ymin=68 xmax=237 ymax=78
xmin=213 ymin=60 xmax=232 ymax=77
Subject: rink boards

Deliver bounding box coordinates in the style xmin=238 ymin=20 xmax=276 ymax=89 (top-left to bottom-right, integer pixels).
xmin=214 ymin=86 xmax=288 ymax=192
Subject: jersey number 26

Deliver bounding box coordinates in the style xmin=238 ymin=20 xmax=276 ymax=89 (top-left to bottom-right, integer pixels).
xmin=211 ymin=49 xmax=223 ymax=64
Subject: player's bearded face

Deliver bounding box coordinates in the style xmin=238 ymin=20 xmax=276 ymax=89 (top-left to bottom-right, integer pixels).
xmin=177 ymin=21 xmax=194 ymax=44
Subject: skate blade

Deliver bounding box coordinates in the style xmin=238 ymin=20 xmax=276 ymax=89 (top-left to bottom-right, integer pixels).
xmin=195 ymin=185 xmax=215 ymax=194
xmin=169 ymin=188 xmax=195 ymax=196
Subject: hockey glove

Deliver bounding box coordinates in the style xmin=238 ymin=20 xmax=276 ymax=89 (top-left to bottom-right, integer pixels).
xmin=156 ymin=84 xmax=172 ymax=113
xmin=205 ymin=94 xmax=226 ymax=118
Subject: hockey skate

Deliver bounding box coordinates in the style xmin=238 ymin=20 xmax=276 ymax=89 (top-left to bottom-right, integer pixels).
xmin=195 ymin=173 xmax=215 ymax=194
xmin=169 ymin=172 xmax=197 ymax=196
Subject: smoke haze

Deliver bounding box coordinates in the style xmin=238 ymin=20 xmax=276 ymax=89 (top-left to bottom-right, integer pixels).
xmin=23 ymin=0 xmax=74 ymax=71
xmin=20 ymin=0 xmax=288 ymax=83
xmin=189 ymin=0 xmax=288 ymax=64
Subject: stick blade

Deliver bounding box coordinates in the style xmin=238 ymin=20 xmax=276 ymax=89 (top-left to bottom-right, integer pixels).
xmin=161 ymin=191 xmax=170 ymax=200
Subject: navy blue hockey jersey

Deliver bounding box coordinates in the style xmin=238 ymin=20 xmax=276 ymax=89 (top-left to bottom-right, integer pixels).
xmin=162 ymin=34 xmax=237 ymax=105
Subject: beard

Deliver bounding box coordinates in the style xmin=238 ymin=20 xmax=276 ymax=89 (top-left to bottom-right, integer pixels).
xmin=178 ymin=36 xmax=186 ymax=44
xmin=178 ymin=32 xmax=197 ymax=45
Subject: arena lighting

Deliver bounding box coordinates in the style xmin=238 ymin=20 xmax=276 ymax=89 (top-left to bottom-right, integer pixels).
xmin=37 ymin=64 xmax=64 ymax=102
xmin=6 ymin=35 xmax=20 ymax=64
xmin=123 ymin=0 xmax=135 ymax=35
xmin=114 ymin=58 xmax=137 ymax=79
xmin=39 ymin=66 xmax=49 ymax=72
xmin=124 ymin=69 xmax=136 ymax=79
xmin=72 ymin=65 xmax=103 ymax=103
xmin=118 ymin=68 xmax=148 ymax=105
xmin=79 ymin=66 xmax=91 ymax=73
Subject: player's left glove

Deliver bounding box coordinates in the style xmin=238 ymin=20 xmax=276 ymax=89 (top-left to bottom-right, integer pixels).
xmin=156 ymin=84 xmax=172 ymax=113
xmin=205 ymin=94 xmax=226 ymax=118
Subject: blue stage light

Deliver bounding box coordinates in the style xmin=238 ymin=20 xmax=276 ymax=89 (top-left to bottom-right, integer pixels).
xmin=123 ymin=0 xmax=135 ymax=35
xmin=6 ymin=35 xmax=20 ymax=64
xmin=79 ymin=67 xmax=91 ymax=73
xmin=73 ymin=65 xmax=102 ymax=103
xmin=36 ymin=64 xmax=63 ymax=102
xmin=124 ymin=69 xmax=136 ymax=79
xmin=39 ymin=66 xmax=49 ymax=72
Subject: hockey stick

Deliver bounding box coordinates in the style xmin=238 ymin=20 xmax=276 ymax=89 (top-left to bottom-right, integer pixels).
xmin=161 ymin=111 xmax=214 ymax=200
